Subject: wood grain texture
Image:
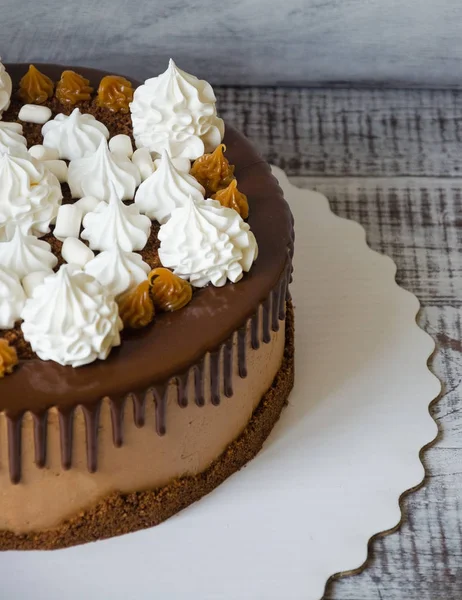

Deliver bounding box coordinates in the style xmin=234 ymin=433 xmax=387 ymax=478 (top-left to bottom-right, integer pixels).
xmin=218 ymin=86 xmax=462 ymax=598
xmin=2 ymin=0 xmax=462 ymax=86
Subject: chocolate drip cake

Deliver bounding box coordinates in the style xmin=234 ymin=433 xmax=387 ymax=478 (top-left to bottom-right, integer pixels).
xmin=0 ymin=61 xmax=294 ymax=549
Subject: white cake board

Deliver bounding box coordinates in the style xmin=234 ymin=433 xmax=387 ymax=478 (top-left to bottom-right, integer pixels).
xmin=0 ymin=169 xmax=440 ymax=600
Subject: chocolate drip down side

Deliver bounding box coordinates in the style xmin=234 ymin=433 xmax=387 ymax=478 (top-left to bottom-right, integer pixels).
xmin=1 ymin=64 xmax=295 ymax=484
xmin=3 ymin=257 xmax=292 ymax=483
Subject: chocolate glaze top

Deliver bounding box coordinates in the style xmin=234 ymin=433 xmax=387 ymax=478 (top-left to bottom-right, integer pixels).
xmin=0 ymin=64 xmax=293 ymax=417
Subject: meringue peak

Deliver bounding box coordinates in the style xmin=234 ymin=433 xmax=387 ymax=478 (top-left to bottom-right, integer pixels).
xmin=158 ymin=195 xmax=258 ymax=288
xmin=84 ymin=243 xmax=150 ymax=298
xmin=0 ymin=149 xmax=62 ymax=241
xmin=42 ymin=107 xmax=111 ymax=160
xmin=130 ymin=59 xmax=225 ymax=160
xmin=68 ymin=140 xmax=140 ymax=202
xmin=135 ymin=148 xmax=204 ymax=224
xmin=0 ymin=266 xmax=26 ymax=329
xmin=82 ymin=195 xmax=151 ymax=252
xmin=0 ymin=122 xmax=27 ymax=155
xmin=0 ymin=59 xmax=12 ymax=116
xmin=0 ymin=225 xmax=57 ymax=279
xmin=21 ymin=265 xmax=123 ymax=367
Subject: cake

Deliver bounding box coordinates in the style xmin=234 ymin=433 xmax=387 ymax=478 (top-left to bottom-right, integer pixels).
xmin=0 ymin=60 xmax=294 ymax=549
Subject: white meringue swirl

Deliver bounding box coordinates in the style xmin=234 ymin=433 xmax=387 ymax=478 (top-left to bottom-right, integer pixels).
xmin=84 ymin=244 xmax=150 ymax=298
xmin=42 ymin=108 xmax=110 ymax=161
xmin=0 ymin=122 xmax=27 ymax=155
xmin=0 ymin=266 xmax=26 ymax=329
xmin=130 ymin=59 xmax=225 ymax=160
xmin=0 ymin=226 xmax=57 ymax=279
xmin=135 ymin=149 xmax=204 ymax=224
xmin=0 ymin=149 xmax=63 ymax=241
xmin=21 ymin=265 xmax=123 ymax=367
xmin=68 ymin=141 xmax=141 ymax=201
xmin=158 ymin=196 xmax=258 ymax=287
xmin=81 ymin=196 xmax=151 ymax=252
xmin=0 ymin=59 xmax=12 ymax=116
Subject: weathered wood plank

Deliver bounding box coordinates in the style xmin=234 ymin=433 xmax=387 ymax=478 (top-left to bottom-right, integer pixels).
xmin=217 ymin=88 xmax=462 ymax=178
xmin=2 ymin=0 xmax=462 ymax=86
xmin=290 ymin=178 xmax=462 ymax=306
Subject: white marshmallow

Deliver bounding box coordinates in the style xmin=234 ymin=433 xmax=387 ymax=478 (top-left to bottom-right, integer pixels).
xmin=18 ymin=104 xmax=52 ymax=125
xmin=28 ymin=144 xmax=60 ymax=161
xmin=22 ymin=270 xmax=50 ymax=298
xmin=61 ymin=237 xmax=94 ymax=268
xmin=54 ymin=204 xmax=82 ymax=241
xmin=74 ymin=195 xmax=100 ymax=216
xmin=43 ymin=159 xmax=68 ymax=183
xmin=109 ymin=134 xmax=133 ymax=158
xmin=132 ymin=148 xmax=154 ymax=181
xmin=154 ymin=155 xmax=190 ymax=173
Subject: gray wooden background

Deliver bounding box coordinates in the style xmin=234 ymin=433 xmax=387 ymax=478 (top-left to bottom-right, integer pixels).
xmin=2 ymin=0 xmax=462 ymax=86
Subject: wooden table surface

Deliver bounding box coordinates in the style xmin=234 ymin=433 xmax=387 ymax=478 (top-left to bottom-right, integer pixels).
xmin=217 ymin=87 xmax=462 ymax=599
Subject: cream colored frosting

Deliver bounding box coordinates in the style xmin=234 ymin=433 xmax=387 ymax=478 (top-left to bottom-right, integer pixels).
xmin=130 ymin=59 xmax=225 ymax=160
xmin=21 ymin=265 xmax=123 ymax=367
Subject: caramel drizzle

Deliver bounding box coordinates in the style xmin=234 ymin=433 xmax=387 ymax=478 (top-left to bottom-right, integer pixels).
xmin=5 ymin=254 xmax=293 ymax=484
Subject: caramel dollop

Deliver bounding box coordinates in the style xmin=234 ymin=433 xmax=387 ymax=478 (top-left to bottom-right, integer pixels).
xmin=96 ymin=75 xmax=134 ymax=113
xmin=56 ymin=70 xmax=94 ymax=105
xmin=118 ymin=281 xmax=155 ymax=329
xmin=0 ymin=339 xmax=18 ymax=378
xmin=18 ymin=65 xmax=54 ymax=104
xmin=190 ymin=144 xmax=235 ymax=196
xmin=212 ymin=179 xmax=249 ymax=219
xmin=148 ymin=268 xmax=192 ymax=312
